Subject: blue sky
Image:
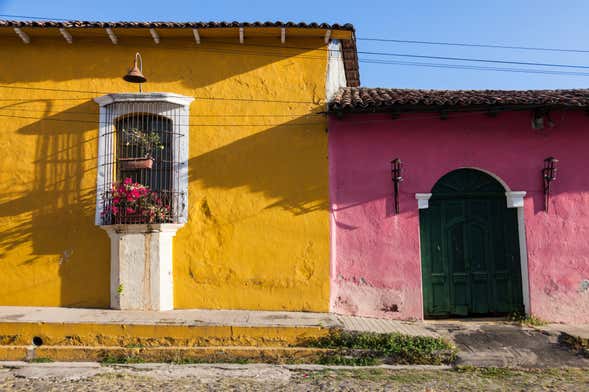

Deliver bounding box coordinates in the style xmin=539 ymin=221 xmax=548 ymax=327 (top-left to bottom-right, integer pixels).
xmin=1 ymin=0 xmax=589 ymax=90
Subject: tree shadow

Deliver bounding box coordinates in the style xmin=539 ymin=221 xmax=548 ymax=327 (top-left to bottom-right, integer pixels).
xmin=187 ymin=114 xmax=329 ymax=216
xmin=0 ymin=100 xmax=109 ymax=307
xmin=0 ymin=99 xmax=331 ymax=309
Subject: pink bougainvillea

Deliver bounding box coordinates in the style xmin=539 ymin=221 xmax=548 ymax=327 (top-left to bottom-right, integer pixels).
xmin=102 ymin=178 xmax=171 ymax=224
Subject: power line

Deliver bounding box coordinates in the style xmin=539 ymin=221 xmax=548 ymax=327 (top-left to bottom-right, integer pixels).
xmin=2 ymin=14 xmax=589 ymax=71
xmin=0 ymin=85 xmax=321 ymax=105
xmin=0 ymin=14 xmax=74 ymax=21
xmin=197 ymin=40 xmax=589 ymax=71
xmin=2 ymin=12 xmax=588 ymax=55
xmin=358 ymin=50 xmax=589 ymax=70
xmin=1 ymin=17 xmax=589 ymax=78
xmin=0 ymin=113 xmax=325 ymax=127
xmin=1 ymin=30 xmax=589 ymax=77
xmin=0 ymin=106 xmax=326 ymax=118
xmin=361 ymin=59 xmax=589 ymax=77
xmin=0 ymin=110 xmax=514 ymax=127
xmin=357 ymin=37 xmax=589 ymax=54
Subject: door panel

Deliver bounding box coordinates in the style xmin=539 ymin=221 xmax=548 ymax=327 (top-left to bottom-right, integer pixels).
xmin=467 ymin=218 xmax=491 ymax=314
xmin=420 ymin=169 xmax=524 ymax=318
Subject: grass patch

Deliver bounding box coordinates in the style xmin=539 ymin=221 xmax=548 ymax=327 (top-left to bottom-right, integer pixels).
xmin=29 ymin=357 xmax=54 ymax=363
xmin=455 ymin=365 xmax=517 ymax=378
xmin=303 ymin=331 xmax=456 ymax=366
xmin=317 ymin=353 xmax=378 ymax=366
xmin=169 ymin=357 xmax=250 ymax=365
xmin=508 ymin=312 xmax=547 ymax=326
xmin=558 ymin=333 xmax=589 ymax=357
xmin=101 ymin=355 xmax=145 ymax=364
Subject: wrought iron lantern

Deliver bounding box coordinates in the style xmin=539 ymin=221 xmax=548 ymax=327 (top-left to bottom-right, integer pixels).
xmin=542 ymin=157 xmax=558 ymax=212
xmin=391 ymin=158 xmax=403 ymax=215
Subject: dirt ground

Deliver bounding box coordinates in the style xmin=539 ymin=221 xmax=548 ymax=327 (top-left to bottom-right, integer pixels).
xmin=1 ymin=364 xmax=588 ymax=391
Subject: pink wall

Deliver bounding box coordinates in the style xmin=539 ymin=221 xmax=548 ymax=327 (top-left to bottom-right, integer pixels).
xmin=329 ymin=110 xmax=589 ymax=323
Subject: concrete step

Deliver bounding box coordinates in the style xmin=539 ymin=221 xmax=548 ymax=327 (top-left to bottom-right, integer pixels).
xmin=0 ymin=322 xmax=329 ymax=348
xmin=0 ymin=306 xmax=439 ymax=350
xmin=0 ymin=345 xmax=333 ymax=363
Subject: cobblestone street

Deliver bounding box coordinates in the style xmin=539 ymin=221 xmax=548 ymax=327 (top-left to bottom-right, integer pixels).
xmin=0 ymin=364 xmax=588 ymax=391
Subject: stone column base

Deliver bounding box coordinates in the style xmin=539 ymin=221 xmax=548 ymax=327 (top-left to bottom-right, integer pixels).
xmin=101 ymin=224 xmax=183 ymax=311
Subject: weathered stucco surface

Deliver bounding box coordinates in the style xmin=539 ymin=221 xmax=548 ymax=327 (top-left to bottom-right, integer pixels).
xmin=329 ymin=111 xmax=589 ymax=323
xmin=0 ymin=27 xmax=341 ymax=311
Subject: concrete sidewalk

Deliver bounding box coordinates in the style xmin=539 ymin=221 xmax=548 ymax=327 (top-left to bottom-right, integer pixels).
xmin=0 ymin=306 xmax=438 ymax=337
xmin=0 ymin=307 xmax=588 ymax=367
xmin=425 ymin=320 xmax=589 ymax=368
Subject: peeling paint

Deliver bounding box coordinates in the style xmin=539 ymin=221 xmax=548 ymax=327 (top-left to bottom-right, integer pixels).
xmin=0 ymin=33 xmax=331 ymax=312
xmin=329 ymin=111 xmax=589 ymax=323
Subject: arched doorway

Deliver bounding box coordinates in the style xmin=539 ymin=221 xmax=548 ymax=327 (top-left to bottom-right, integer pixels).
xmin=419 ymin=168 xmax=524 ymax=317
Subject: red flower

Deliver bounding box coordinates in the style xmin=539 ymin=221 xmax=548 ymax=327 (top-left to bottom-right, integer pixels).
xmin=105 ymin=179 xmax=171 ymax=224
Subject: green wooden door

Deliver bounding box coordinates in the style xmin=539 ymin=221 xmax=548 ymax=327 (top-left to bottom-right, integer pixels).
xmin=420 ymin=169 xmax=524 ymax=317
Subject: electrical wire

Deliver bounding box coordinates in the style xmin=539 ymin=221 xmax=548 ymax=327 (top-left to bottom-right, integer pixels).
xmin=1 ymin=14 xmax=589 ymax=73
xmin=2 ymin=12 xmax=589 ymax=55
xmin=361 ymin=59 xmax=589 ymax=76
xmin=0 ymin=105 xmax=573 ymax=128
xmin=357 ymin=37 xmax=589 ymax=54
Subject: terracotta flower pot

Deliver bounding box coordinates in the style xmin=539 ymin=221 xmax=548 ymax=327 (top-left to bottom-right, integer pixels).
xmin=119 ymin=157 xmax=154 ymax=170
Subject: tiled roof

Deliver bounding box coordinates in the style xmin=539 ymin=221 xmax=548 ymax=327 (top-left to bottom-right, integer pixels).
xmin=0 ymin=20 xmax=354 ymax=30
xmin=341 ymin=38 xmax=360 ymax=87
xmin=329 ymin=87 xmax=589 ymax=113
xmin=0 ymin=19 xmax=359 ymax=88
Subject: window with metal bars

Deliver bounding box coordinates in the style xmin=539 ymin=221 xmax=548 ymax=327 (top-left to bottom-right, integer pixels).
xmin=95 ymin=94 xmax=192 ymax=226
xmin=97 ymin=99 xmax=188 ymax=225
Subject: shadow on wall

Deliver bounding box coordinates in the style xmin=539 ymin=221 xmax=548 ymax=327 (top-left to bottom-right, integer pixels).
xmin=0 ymin=37 xmax=325 ymax=90
xmin=0 ymin=37 xmax=329 ymax=308
xmin=0 ymin=102 xmax=330 ymax=308
xmin=188 ymin=114 xmax=329 ymax=216
xmin=177 ymin=112 xmax=330 ymax=309
xmin=0 ymin=100 xmax=109 ymax=307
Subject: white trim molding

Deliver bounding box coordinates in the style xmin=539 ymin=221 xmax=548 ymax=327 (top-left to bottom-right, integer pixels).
xmin=415 ymin=193 xmax=433 ymax=209
xmin=94 ymin=92 xmax=193 ymax=311
xmin=417 ymin=175 xmax=530 ymax=315
xmin=93 ymin=92 xmax=194 ymax=225
xmin=325 ymin=40 xmax=347 ymax=101
xmin=506 ymin=191 xmax=526 ymax=208
xmin=94 ymin=92 xmax=194 ymax=108
xmin=505 ymin=190 xmax=530 ymax=314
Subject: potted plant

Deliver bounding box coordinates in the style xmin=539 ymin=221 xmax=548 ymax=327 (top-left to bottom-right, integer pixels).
xmin=102 ymin=178 xmax=171 ymax=224
xmin=118 ymin=128 xmax=165 ymax=170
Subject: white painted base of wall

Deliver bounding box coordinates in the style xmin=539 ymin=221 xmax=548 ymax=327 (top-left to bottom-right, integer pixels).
xmin=101 ymin=224 xmax=183 ymax=311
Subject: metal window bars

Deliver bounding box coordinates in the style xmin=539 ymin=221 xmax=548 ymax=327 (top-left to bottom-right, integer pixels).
xmin=99 ymin=101 xmax=185 ymax=225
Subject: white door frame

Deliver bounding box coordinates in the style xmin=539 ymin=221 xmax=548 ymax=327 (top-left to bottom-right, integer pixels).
xmin=415 ymin=167 xmax=530 ymax=314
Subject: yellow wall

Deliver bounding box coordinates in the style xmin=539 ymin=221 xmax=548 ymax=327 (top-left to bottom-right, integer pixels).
xmin=0 ymin=29 xmax=331 ymax=311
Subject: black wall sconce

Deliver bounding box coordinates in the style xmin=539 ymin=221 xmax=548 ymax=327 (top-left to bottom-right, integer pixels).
xmin=543 ymin=157 xmax=558 ymax=212
xmin=391 ymin=158 xmax=403 ymax=215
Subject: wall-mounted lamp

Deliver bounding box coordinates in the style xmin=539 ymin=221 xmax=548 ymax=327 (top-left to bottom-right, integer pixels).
xmin=123 ymin=52 xmax=147 ymax=92
xmin=543 ymin=157 xmax=558 ymax=212
xmin=391 ymin=158 xmax=403 ymax=215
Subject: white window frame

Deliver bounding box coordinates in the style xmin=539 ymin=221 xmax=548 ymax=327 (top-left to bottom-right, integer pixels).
xmin=94 ymin=93 xmax=194 ymax=226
